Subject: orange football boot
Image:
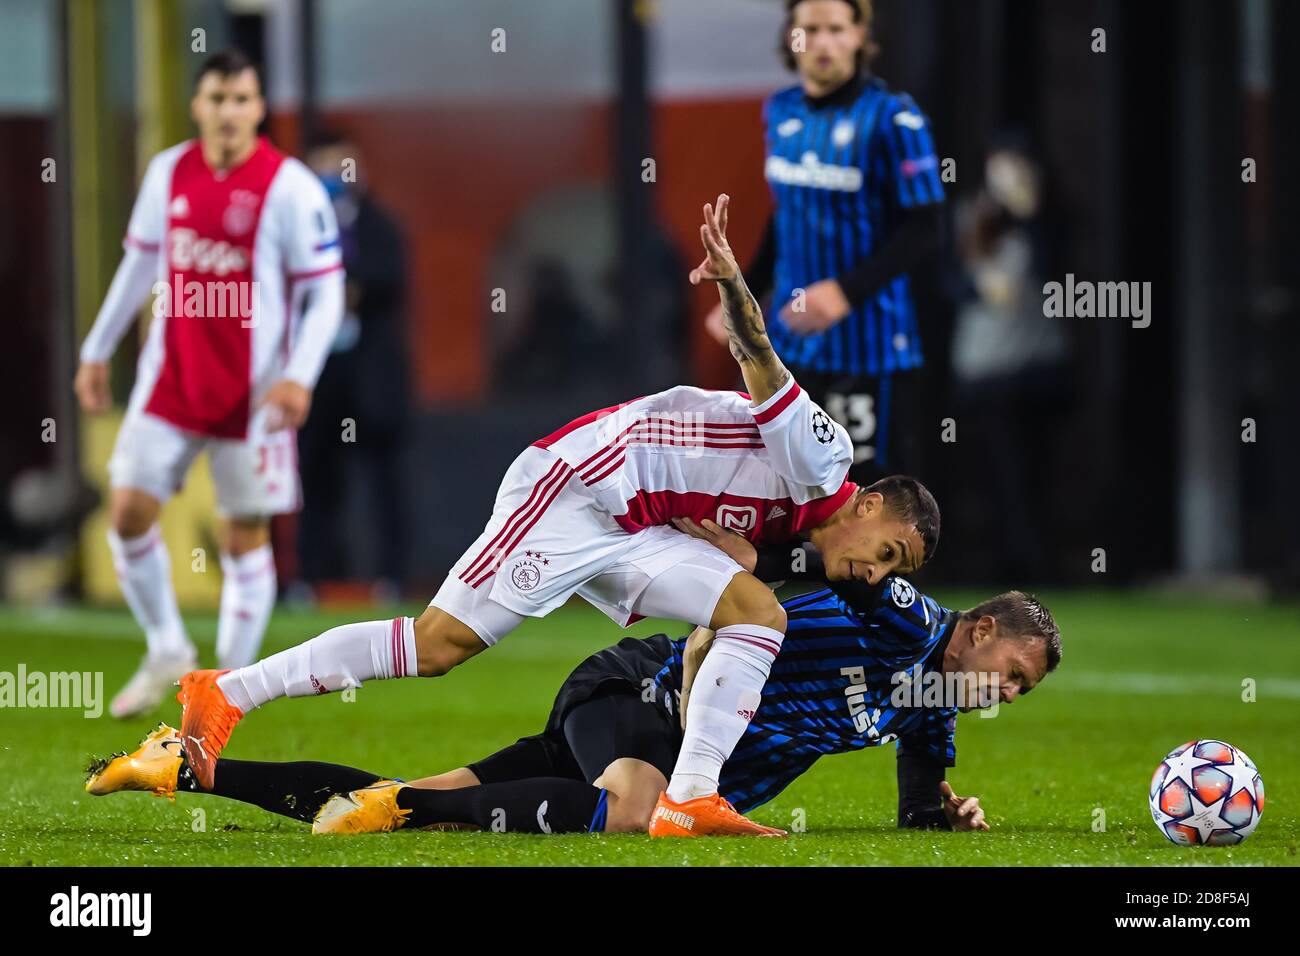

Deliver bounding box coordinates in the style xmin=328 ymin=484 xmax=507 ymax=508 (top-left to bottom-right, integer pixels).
xmin=176 ymin=669 xmax=243 ymax=791
xmin=648 ymin=791 xmax=788 ymax=837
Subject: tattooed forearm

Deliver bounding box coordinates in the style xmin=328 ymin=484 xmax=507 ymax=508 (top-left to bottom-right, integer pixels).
xmin=717 ymin=273 xmax=790 ymax=403
xmin=719 ymin=275 xmax=775 ymax=366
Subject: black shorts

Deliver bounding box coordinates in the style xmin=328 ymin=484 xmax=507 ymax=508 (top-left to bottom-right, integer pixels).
xmin=793 ymin=367 xmax=919 ymax=480
xmin=467 ymin=640 xmax=683 ymax=786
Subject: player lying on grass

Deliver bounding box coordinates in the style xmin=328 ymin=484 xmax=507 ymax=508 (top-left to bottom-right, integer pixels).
xmin=88 ymin=540 xmax=1060 ymax=836
xmin=175 ymin=193 xmax=941 ymax=837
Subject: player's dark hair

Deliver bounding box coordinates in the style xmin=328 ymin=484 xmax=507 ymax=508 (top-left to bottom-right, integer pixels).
xmin=194 ymin=49 xmax=262 ymax=92
xmin=962 ymin=592 xmax=1062 ymax=673
xmin=861 ymin=475 xmax=940 ymax=564
xmin=780 ymin=0 xmax=879 ymax=72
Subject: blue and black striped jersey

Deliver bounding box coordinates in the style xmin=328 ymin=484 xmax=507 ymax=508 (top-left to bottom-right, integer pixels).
xmin=763 ymin=75 xmax=944 ymax=377
xmin=651 ymin=576 xmax=958 ymax=814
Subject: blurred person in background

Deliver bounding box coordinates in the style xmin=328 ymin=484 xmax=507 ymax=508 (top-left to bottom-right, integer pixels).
xmin=950 ymin=135 xmax=1073 ymax=582
xmin=72 ymin=50 xmax=344 ymax=717
xmin=297 ymin=134 xmax=411 ymax=602
xmin=707 ymin=0 xmax=946 ymax=481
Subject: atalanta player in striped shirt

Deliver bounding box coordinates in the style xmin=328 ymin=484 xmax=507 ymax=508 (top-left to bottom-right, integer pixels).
xmin=87 ymin=538 xmax=1060 ymax=836
xmin=707 ymin=0 xmax=946 ymax=479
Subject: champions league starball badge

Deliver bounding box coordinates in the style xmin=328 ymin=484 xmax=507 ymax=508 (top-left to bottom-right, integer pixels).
xmin=811 ymin=410 xmax=836 ymax=444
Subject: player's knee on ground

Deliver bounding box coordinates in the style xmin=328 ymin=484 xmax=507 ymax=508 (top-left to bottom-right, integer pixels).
xmin=594 ymin=758 xmax=667 ymax=833
xmin=709 ymin=572 xmax=787 ymax=633
xmin=413 ymin=606 xmax=489 ymax=677
xmin=108 ymin=488 xmax=162 ymax=539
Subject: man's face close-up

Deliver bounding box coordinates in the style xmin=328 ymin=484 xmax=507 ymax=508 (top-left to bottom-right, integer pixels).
xmin=791 ymin=0 xmax=865 ymax=88
xmin=948 ymin=618 xmax=1049 ymax=712
xmin=191 ymin=68 xmax=264 ymax=156
xmin=817 ymin=493 xmax=925 ymax=584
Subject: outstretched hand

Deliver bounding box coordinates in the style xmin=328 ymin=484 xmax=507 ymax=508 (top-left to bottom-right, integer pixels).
xmin=688 ymin=192 xmax=788 ymax=403
xmin=688 ymin=194 xmax=738 ymax=285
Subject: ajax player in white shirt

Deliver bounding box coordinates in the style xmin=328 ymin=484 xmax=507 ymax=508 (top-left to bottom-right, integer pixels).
xmin=178 ymin=193 xmax=939 ymax=836
xmin=74 ymin=51 xmax=345 ymax=718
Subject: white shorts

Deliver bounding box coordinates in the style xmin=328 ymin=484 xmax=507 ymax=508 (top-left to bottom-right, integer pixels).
xmin=107 ymin=409 xmax=300 ymax=518
xmin=430 ymin=445 xmax=745 ymax=645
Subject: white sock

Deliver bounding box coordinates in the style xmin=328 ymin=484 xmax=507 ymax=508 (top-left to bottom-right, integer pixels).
xmin=216 ymin=616 xmax=416 ymax=713
xmin=666 ymin=624 xmax=783 ymax=802
xmin=216 ymin=545 xmax=277 ymax=669
xmin=107 ymin=526 xmax=192 ymax=660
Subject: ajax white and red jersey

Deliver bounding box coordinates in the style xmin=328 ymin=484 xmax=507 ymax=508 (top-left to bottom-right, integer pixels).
xmin=107 ymin=137 xmax=343 ymax=439
xmin=430 ymin=376 xmax=857 ymax=640
xmin=532 ymin=377 xmax=856 ymax=546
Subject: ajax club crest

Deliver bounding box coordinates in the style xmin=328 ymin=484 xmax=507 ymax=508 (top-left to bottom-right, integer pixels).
xmin=510 ymin=550 xmax=549 ymax=591
xmin=223 ymin=189 xmax=261 ymax=237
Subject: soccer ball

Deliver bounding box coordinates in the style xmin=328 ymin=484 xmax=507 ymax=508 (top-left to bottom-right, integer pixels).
xmin=1148 ymin=739 xmax=1264 ymax=846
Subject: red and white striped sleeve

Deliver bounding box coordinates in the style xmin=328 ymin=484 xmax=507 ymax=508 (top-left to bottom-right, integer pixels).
xmin=749 ymin=375 xmax=854 ymax=496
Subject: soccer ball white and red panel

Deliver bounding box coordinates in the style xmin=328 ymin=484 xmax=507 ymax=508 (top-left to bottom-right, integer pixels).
xmin=1149 ymin=739 xmax=1264 ymax=846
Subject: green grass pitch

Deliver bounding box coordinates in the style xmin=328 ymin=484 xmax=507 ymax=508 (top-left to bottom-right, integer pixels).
xmin=1 ymin=591 xmax=1296 ymax=866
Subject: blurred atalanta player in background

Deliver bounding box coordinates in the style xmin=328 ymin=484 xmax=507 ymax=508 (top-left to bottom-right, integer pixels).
xmin=73 ymin=50 xmax=344 ymax=717
xmin=708 ymin=0 xmax=946 ymax=480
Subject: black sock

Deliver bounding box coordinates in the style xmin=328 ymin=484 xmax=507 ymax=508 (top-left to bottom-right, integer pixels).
xmin=177 ymin=757 xmax=385 ymax=823
xmin=395 ymin=778 xmax=605 ymax=834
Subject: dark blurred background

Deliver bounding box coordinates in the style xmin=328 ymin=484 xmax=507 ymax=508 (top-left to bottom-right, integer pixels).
xmin=2 ymin=0 xmax=1297 ymax=609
